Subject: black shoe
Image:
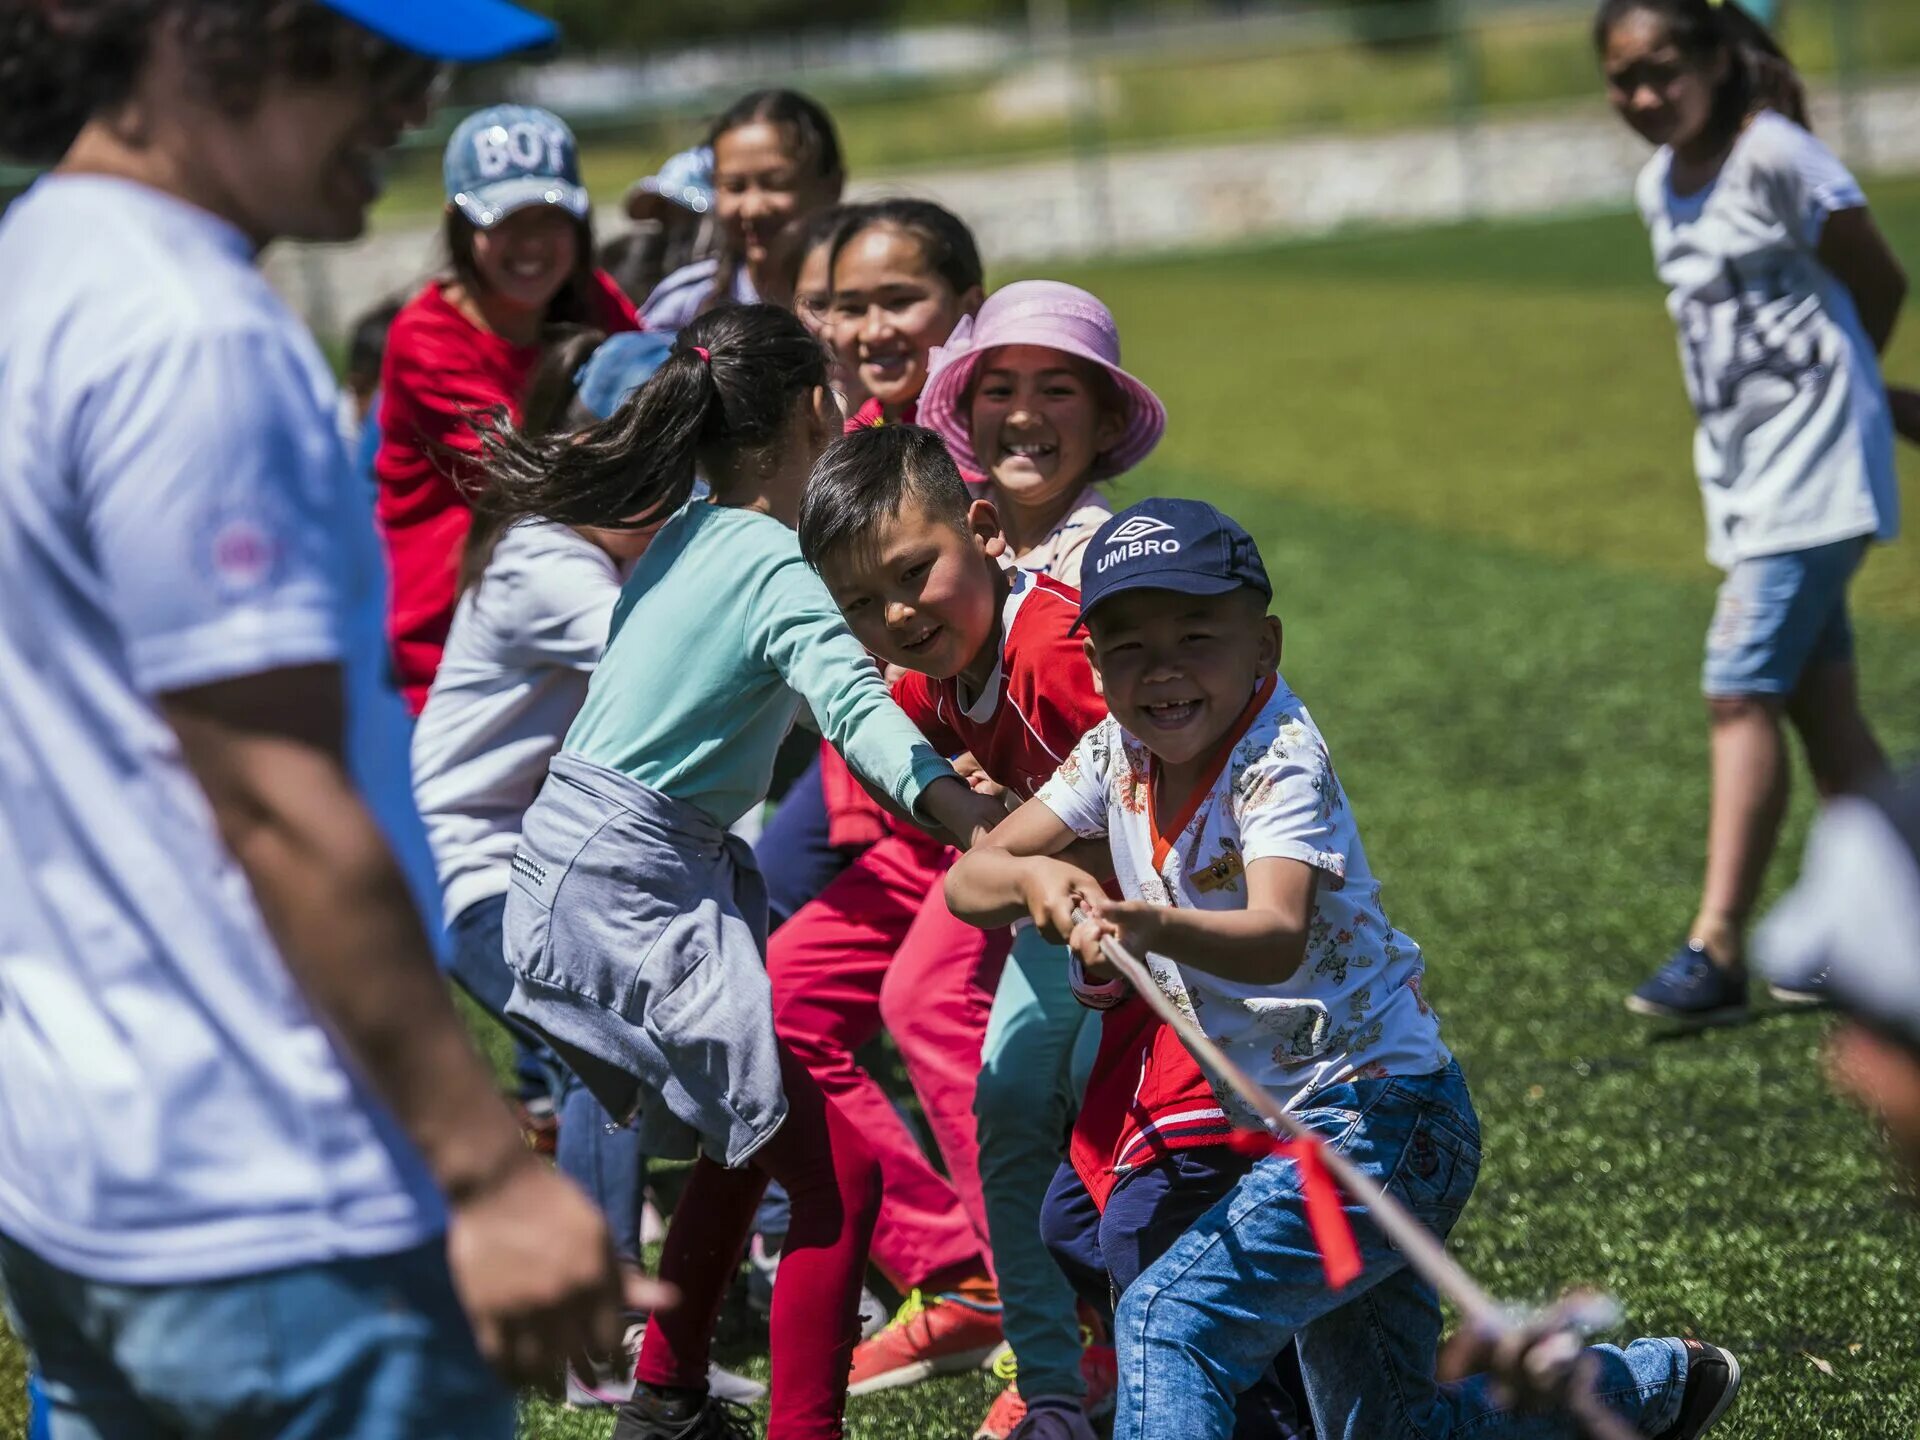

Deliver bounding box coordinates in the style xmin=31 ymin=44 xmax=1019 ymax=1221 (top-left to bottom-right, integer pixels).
xmin=612 ymin=1386 xmax=759 ymax=1440
xmin=1653 ymin=1338 xmax=1741 ymax=1440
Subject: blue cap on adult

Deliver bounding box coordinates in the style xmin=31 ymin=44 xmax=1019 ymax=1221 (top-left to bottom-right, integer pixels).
xmin=314 ymin=0 xmax=558 ymax=61
xmin=1074 ymin=497 xmax=1272 ymax=630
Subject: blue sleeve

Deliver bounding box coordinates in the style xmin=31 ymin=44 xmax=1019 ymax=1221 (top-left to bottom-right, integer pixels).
xmin=746 ymin=554 xmax=953 ymax=818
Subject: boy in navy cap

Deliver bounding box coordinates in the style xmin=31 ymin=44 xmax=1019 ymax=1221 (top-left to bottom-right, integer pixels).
xmin=948 ymin=498 xmax=1743 ymax=1440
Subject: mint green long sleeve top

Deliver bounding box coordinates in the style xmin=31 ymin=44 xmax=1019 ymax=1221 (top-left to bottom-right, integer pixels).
xmin=564 ymin=502 xmax=953 ymax=829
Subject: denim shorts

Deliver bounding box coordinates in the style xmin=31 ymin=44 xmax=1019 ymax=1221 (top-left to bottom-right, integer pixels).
xmin=0 ymin=1232 xmax=511 ymax=1440
xmin=1702 ymin=537 xmax=1867 ymax=698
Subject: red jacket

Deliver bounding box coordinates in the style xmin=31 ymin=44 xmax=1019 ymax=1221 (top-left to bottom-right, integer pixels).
xmin=373 ymin=273 xmax=639 ymax=712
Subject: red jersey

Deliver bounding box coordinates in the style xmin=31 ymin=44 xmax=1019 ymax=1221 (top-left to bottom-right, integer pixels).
xmin=890 ymin=570 xmax=1231 ymax=1208
xmin=374 ymin=273 xmax=639 ymax=712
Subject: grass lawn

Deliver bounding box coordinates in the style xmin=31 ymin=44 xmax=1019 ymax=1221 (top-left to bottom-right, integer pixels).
xmin=8 ymin=182 xmax=1920 ymax=1438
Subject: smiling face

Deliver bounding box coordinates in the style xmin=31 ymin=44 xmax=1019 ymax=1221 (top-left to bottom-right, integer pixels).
xmin=830 ymin=225 xmax=981 ymax=416
xmin=1084 ymin=587 xmax=1280 ymax=771
xmin=1601 ymin=6 xmax=1724 ymax=153
xmin=714 ymin=120 xmax=839 ymax=273
xmin=467 ymin=206 xmax=580 ymax=317
xmin=969 ymin=344 xmax=1126 ymax=513
xmin=817 ymin=496 xmax=1006 ymax=684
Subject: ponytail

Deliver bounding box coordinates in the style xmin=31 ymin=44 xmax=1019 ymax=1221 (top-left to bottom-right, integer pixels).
xmin=1594 ymin=0 xmax=1807 ymax=141
xmin=477 ymin=303 xmax=827 ymax=531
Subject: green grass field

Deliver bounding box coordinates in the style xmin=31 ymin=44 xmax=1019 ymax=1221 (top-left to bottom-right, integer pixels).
xmin=7 ymin=184 xmax=1920 ymax=1439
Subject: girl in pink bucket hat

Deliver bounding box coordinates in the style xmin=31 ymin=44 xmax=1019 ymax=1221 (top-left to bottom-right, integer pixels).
xmin=913 ymin=279 xmax=1169 ymax=1440
xmin=920 ymin=279 xmax=1166 ymax=589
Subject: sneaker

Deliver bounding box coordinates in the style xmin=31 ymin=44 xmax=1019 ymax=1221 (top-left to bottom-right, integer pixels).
xmin=1653 ymin=1339 xmax=1741 ymax=1440
xmin=1626 ymin=944 xmax=1749 ymax=1025
xmin=974 ymin=1341 xmax=1117 ymax=1439
xmin=1768 ymin=967 xmax=1831 ymax=1009
xmin=568 ymin=1322 xmax=766 ymax=1410
xmin=846 ymin=1287 xmax=1005 ymax=1396
xmin=611 ymin=1388 xmax=758 ymax=1440
xmin=745 ymin=1233 xmax=780 ymax=1319
xmin=857 ymin=1286 xmax=891 ymax=1340
xmin=1008 ymin=1399 xmax=1098 ymax=1440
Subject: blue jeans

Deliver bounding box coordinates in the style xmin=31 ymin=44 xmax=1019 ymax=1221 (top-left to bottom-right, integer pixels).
xmin=1041 ymin=1150 xmax=1311 ymax=1439
xmin=448 ymin=895 xmax=646 ymax=1260
xmin=1112 ymin=1064 xmax=1690 ymax=1440
xmin=0 ymin=1232 xmax=511 ymax=1440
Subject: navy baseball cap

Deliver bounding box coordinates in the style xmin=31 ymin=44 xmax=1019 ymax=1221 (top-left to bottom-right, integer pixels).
xmin=575 ymin=332 xmax=677 ymax=420
xmin=444 ymin=105 xmax=588 ymax=229
xmin=316 ymin=0 xmax=557 ymax=62
xmin=1076 ymin=498 xmax=1272 ymax=629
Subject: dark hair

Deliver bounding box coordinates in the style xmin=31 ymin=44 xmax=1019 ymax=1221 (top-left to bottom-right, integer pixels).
xmin=702 ymin=88 xmax=845 ymax=317
xmin=597 ymin=229 xmax=666 ymax=311
xmin=459 ymin=324 xmax=606 ymax=594
xmin=346 ymin=296 xmax=403 ymax=388
xmin=0 ymin=1 xmax=433 ymax=164
xmin=763 ymin=202 xmax=860 ymax=311
xmin=444 ymin=208 xmax=606 ymax=328
xmin=829 ymin=198 xmax=984 ymax=301
xmin=798 ymin=423 xmax=971 ymax=571
xmin=480 ymin=303 xmax=827 ymax=531
xmin=1593 ymin=0 xmax=1808 ymax=142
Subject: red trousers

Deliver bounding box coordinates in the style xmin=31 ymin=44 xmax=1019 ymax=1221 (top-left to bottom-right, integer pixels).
xmin=769 ymin=827 xmax=1010 ymax=1289
xmin=634 ymin=1043 xmax=881 ymax=1440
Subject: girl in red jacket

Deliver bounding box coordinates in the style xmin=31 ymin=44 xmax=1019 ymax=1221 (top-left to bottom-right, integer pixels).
xmin=376 ymin=104 xmax=638 ymax=712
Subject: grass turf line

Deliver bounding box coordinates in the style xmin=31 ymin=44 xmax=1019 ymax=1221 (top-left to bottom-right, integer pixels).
xmin=10 ymin=190 xmax=1920 ymax=1439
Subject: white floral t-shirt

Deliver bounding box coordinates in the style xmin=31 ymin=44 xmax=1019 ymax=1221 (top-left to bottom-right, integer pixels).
xmin=1037 ymin=675 xmax=1450 ymax=1116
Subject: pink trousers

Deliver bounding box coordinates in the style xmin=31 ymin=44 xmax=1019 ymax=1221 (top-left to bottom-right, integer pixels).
xmin=768 ymin=827 xmax=1010 ymax=1289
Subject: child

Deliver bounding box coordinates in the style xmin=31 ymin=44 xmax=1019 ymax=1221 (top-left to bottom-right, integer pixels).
xmin=829 ymin=198 xmax=985 ymax=430
xmin=612 ymin=145 xmax=720 ymax=306
xmin=413 ymin=327 xmax=772 ymax=1410
xmin=376 ymin=104 xmax=639 ymax=712
xmin=910 ymin=283 xmax=1181 ymax=1438
xmin=921 ymin=279 xmax=1165 ymax=585
xmin=481 ymin=303 xmax=1006 ymax=1440
xmin=787 ymin=204 xmax=870 ymax=412
xmin=642 ymin=90 xmax=844 ymax=330
xmin=947 ymin=499 xmax=1743 ymax=1440
xmin=1593 ymin=0 xmax=1905 ymax=1023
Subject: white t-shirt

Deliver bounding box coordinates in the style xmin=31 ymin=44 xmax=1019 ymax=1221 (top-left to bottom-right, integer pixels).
xmin=1637 ymin=111 xmax=1898 ymax=568
xmin=1038 ymin=676 xmax=1450 ymax=1116
xmin=0 ymin=176 xmax=443 ymax=1284
xmin=413 ymin=521 xmax=625 ymax=923
xmin=1012 ymin=486 xmax=1112 ymax=589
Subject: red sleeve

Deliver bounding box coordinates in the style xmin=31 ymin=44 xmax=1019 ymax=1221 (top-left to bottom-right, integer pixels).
xmin=1014 ymin=580 xmax=1107 ymax=759
xmin=890 ymin=670 xmax=965 ymax=756
xmin=590 ymin=269 xmax=642 ymax=333
xmin=373 ymin=292 xmax=512 ymax=711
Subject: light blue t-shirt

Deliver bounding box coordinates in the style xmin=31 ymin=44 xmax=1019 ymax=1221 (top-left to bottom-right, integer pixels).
xmin=639 ymin=257 xmax=758 ymax=333
xmin=566 ymin=502 xmax=951 ymax=829
xmin=0 ymin=176 xmax=443 ymax=1284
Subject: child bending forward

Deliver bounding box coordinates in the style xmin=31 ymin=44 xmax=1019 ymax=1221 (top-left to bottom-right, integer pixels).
xmin=947 ymin=498 xmax=1742 ymax=1440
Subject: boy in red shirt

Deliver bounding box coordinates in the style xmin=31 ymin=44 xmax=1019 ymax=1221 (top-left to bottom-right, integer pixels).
xmin=802 ymin=424 xmax=1299 ymax=1440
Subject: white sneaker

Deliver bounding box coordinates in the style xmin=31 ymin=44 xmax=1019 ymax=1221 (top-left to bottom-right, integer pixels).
xmin=857 ymin=1286 xmax=890 ymax=1340
xmin=566 ymin=1322 xmax=767 ymax=1410
xmin=1007 ymin=1400 xmax=1098 ymax=1440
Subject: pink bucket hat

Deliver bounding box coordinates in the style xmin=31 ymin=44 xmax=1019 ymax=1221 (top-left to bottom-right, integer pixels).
xmin=919 ymin=280 xmax=1166 ymax=481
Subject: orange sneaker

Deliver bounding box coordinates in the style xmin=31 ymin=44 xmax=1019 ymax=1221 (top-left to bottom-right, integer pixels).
xmin=846 ymin=1288 xmax=1005 ymax=1396
xmin=974 ymin=1342 xmax=1118 ymax=1439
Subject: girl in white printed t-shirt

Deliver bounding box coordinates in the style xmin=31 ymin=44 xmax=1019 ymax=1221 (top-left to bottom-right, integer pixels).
xmin=1597 ymin=0 xmax=1913 ymax=1025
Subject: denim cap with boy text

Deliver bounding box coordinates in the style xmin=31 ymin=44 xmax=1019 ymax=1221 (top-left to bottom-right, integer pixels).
xmin=1074 ymin=497 xmax=1271 ymax=631
xmin=444 ymin=105 xmax=589 ymax=229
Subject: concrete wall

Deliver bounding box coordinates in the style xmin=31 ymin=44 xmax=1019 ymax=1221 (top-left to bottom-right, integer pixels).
xmin=265 ymin=79 xmax=1920 ymax=341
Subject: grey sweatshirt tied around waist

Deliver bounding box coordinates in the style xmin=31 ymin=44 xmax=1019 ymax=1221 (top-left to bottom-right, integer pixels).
xmin=502 ymin=751 xmax=786 ymax=1166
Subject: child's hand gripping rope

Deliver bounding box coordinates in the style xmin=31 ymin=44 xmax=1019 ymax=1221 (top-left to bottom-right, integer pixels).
xmin=1066 ymin=903 xmax=1641 ymax=1440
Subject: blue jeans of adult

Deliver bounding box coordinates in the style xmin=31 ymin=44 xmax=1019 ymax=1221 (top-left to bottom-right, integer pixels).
xmin=0 ymin=1231 xmax=511 ymax=1440
xmin=1111 ymin=1063 xmax=1691 ymax=1440
xmin=448 ymin=894 xmax=645 ymax=1261
xmin=1040 ymin=1148 xmax=1311 ymax=1439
